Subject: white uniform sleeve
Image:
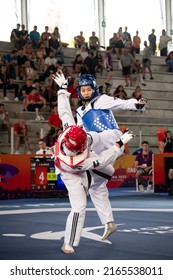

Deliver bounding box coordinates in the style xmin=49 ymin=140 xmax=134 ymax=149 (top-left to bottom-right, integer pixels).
xmin=81 ymin=145 xmax=122 ymax=171
xmin=94 ymin=94 xmax=144 ymax=111
xmin=57 ymin=89 xmax=76 ymax=128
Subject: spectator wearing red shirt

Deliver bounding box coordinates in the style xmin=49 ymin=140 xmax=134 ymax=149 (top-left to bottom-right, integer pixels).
xmin=48 ymin=105 xmax=62 ymax=133
xmin=67 ymin=77 xmax=79 ymax=111
xmin=26 ymin=87 xmax=46 ymax=120
xmin=13 ymin=117 xmax=31 ymax=154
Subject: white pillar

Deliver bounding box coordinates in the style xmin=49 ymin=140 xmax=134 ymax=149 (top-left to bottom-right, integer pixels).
xmin=21 ymin=0 xmax=29 ymax=30
xmin=165 ymin=0 xmax=172 ymax=34
xmin=98 ymin=0 xmax=106 ymax=47
xmin=10 ymin=126 xmax=14 ymax=154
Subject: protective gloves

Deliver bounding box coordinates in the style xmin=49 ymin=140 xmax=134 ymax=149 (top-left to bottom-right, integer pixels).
xmin=116 ymin=131 xmax=135 ymax=147
xmin=135 ymin=98 xmax=147 ymax=110
xmin=53 ymin=72 xmax=68 ymax=89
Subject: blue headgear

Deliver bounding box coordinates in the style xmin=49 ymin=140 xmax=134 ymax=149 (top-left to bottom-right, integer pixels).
xmin=77 ymin=74 xmax=99 ymax=101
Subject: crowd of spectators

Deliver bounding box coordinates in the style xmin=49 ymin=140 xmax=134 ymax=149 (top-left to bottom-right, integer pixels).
xmin=0 ymin=24 xmax=173 ymax=154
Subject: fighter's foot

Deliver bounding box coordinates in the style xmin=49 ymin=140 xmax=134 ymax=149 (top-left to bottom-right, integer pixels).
xmin=61 ymin=243 xmax=74 ymax=254
xmin=101 ymin=222 xmax=117 ymax=240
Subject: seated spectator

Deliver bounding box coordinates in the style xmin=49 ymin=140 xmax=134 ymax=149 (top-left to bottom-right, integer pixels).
xmin=48 ymin=105 xmax=62 ymax=131
xmin=44 ymin=127 xmax=60 ymax=148
xmin=109 ymin=33 xmax=117 ymax=53
xmin=10 ymin=23 xmax=23 ymax=50
xmin=134 ymin=141 xmax=153 ymax=191
xmin=0 ymin=103 xmax=10 ymax=143
xmin=48 ymin=33 xmax=64 ymax=63
xmin=36 ymin=42 xmax=47 ymax=71
xmin=18 ymin=79 xmax=33 ymax=110
xmin=165 ymin=51 xmax=173 ymax=72
xmin=44 ymin=51 xmax=57 ymax=70
xmin=74 ymin=31 xmax=86 ymax=48
xmin=89 ymin=31 xmax=100 ymax=51
xmin=95 ymin=50 xmax=104 ymax=75
xmin=24 ymin=60 xmax=38 ymax=81
xmin=161 ymin=130 xmax=173 ymax=153
xmin=72 ymin=54 xmax=84 ymax=75
xmin=29 ymin=25 xmax=40 ymax=49
xmin=0 ymin=65 xmax=19 ymax=101
xmin=113 ymin=85 xmax=128 ymax=99
xmin=26 ymin=87 xmax=46 ymax=121
xmin=76 ymin=44 xmax=89 ymax=60
xmin=132 ymin=85 xmax=142 ymax=100
xmin=17 ymin=48 xmax=28 ymax=80
xmin=0 ymin=51 xmax=5 ymax=67
xmin=13 ymin=117 xmax=31 ymax=154
xmin=36 ymin=138 xmax=53 ymax=155
xmin=168 ymin=164 xmax=173 ymax=196
xmin=83 ymin=51 xmax=97 ymax=77
xmin=67 ymin=77 xmax=79 ymax=110
xmin=40 ymin=26 xmax=51 ymax=45
xmin=4 ymin=50 xmax=19 ymax=80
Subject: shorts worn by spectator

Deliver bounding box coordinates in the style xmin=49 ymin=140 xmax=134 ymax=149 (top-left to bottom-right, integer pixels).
xmin=13 ymin=118 xmax=31 ymax=154
xmin=134 ymin=141 xmax=153 ymax=191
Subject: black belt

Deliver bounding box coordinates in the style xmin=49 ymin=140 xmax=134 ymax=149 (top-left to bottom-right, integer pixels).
xmin=92 ymin=169 xmax=112 ymax=180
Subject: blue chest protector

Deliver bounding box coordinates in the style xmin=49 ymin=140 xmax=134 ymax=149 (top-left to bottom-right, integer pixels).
xmin=82 ymin=108 xmax=118 ymax=132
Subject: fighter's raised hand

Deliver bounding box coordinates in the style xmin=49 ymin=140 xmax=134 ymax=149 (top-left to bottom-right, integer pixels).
xmin=52 ymin=71 xmax=68 ymax=89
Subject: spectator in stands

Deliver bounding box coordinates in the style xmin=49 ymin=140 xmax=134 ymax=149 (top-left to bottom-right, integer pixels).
xmin=10 ymin=23 xmax=23 ymax=50
xmin=74 ymin=31 xmax=86 ymax=48
xmin=159 ymin=29 xmax=172 ymax=57
xmin=18 ymin=78 xmax=33 ymax=110
xmin=134 ymin=141 xmax=153 ymax=191
xmin=148 ymin=29 xmax=157 ymax=55
xmin=0 ymin=51 xmax=5 ymax=67
xmin=0 ymin=65 xmax=19 ymax=101
xmin=132 ymin=59 xmax=146 ymax=86
xmin=17 ymin=48 xmax=28 ymax=80
xmin=95 ymin=50 xmax=104 ymax=75
xmin=120 ymin=48 xmax=135 ymax=87
xmin=41 ymin=26 xmax=51 ymax=43
xmin=165 ymin=51 xmax=173 ymax=72
xmin=13 ymin=117 xmax=31 ymax=154
xmin=48 ymin=105 xmax=62 ymax=132
xmin=26 ymin=87 xmax=46 ymax=121
xmin=4 ymin=50 xmax=19 ymax=80
xmin=83 ymin=51 xmax=97 ymax=77
xmin=29 ymin=25 xmax=40 ymax=49
xmin=52 ymin=26 xmax=61 ymax=42
xmin=36 ymin=42 xmax=47 ymax=72
xmin=89 ymin=31 xmax=100 ymax=51
xmin=123 ymin=26 xmax=132 ymax=42
xmin=20 ymin=24 xmax=28 ymax=47
xmin=105 ymin=46 xmax=113 ymax=86
xmin=44 ymin=127 xmax=60 ymax=148
xmin=113 ymin=85 xmax=128 ymax=99
xmin=36 ymin=138 xmax=53 ymax=155
xmin=161 ymin=130 xmax=173 ymax=153
xmin=142 ymin=41 xmax=154 ymax=80
xmin=114 ymin=27 xmax=125 ymax=59
xmin=48 ymin=33 xmax=64 ymax=63
xmin=132 ymin=30 xmax=141 ymax=54
xmin=0 ymin=103 xmax=10 ymax=143
xmin=24 ymin=60 xmax=38 ymax=81
xmin=44 ymin=51 xmax=57 ymax=70
xmin=168 ymin=163 xmax=173 ymax=196
xmin=109 ymin=33 xmax=117 ymax=53
xmin=72 ymin=54 xmax=84 ymax=76
xmin=67 ymin=77 xmax=79 ymax=111
xmin=76 ymin=44 xmax=89 ymax=60
xmin=132 ymin=85 xmax=142 ymax=100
